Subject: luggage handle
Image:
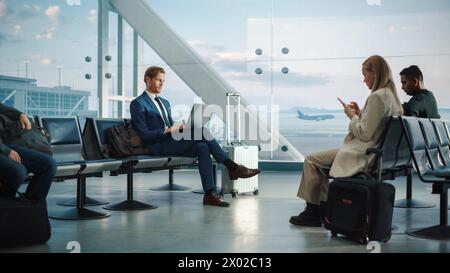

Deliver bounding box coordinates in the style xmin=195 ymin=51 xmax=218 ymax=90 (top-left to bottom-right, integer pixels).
xmin=226 ymin=92 xmax=241 ymax=145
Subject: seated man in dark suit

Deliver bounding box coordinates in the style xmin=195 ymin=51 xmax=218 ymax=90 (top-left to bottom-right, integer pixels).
xmin=0 ymin=102 xmax=57 ymax=201
xmin=130 ymin=66 xmax=260 ymax=207
xmin=400 ymin=65 xmax=440 ymax=118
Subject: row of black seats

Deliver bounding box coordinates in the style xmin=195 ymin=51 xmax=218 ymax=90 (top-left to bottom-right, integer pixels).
xmin=400 ymin=116 xmax=450 ymax=240
xmin=35 ymin=116 xmax=202 ymax=221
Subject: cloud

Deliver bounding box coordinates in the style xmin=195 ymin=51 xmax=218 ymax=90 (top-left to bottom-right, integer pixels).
xmin=18 ymin=4 xmax=41 ymax=18
xmin=0 ymin=0 xmax=14 ymax=19
xmin=188 ymin=40 xmax=225 ymax=53
xmin=31 ymin=54 xmax=54 ymax=65
xmin=274 ymin=71 xmax=331 ymax=87
xmin=225 ymin=68 xmax=331 ymax=88
xmin=45 ymin=5 xmax=65 ymax=25
xmin=388 ymin=25 xmax=395 ymax=33
xmin=13 ymin=25 xmax=22 ymax=35
xmin=0 ymin=2 xmax=40 ymax=22
xmin=367 ymin=0 xmax=382 ymax=6
xmin=213 ymin=56 xmax=330 ymax=88
xmin=45 ymin=5 xmax=59 ymax=22
xmin=40 ymin=58 xmax=53 ymax=65
xmin=186 ymin=40 xmax=331 ymax=89
xmin=66 ymin=0 xmax=81 ymax=6
xmin=0 ymin=32 xmax=5 ymax=46
xmin=88 ymin=9 xmax=96 ymax=23
xmin=35 ymin=27 xmax=56 ymax=40
xmin=0 ymin=31 xmax=21 ymax=46
xmin=188 ymin=40 xmax=255 ymax=64
xmin=214 ymin=52 xmax=252 ymax=63
xmin=0 ymin=0 xmax=5 ymax=17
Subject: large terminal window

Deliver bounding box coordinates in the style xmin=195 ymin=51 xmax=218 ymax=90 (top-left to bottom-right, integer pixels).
xmin=1 ymin=0 xmax=449 ymax=163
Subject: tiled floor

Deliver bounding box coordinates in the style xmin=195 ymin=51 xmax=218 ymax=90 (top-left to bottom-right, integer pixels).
xmin=1 ymin=169 xmax=449 ymax=253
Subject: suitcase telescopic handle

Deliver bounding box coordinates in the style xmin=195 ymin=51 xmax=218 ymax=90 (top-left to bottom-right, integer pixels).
xmin=226 ymin=92 xmax=241 ymax=145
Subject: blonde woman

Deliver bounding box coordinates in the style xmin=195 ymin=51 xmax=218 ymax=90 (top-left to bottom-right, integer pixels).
xmin=290 ymin=55 xmax=403 ymax=227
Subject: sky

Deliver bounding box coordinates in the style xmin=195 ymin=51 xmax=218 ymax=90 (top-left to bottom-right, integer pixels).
xmin=1 ymin=0 xmax=450 ymax=112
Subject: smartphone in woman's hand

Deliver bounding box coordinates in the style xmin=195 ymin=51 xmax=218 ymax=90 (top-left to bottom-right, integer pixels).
xmin=337 ymin=97 xmax=346 ymax=107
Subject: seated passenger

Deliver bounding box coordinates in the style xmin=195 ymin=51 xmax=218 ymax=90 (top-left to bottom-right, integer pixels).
xmin=289 ymin=55 xmax=403 ymax=227
xmin=130 ymin=66 xmax=260 ymax=207
xmin=400 ymin=65 xmax=440 ymax=118
xmin=0 ymin=103 xmax=57 ymax=201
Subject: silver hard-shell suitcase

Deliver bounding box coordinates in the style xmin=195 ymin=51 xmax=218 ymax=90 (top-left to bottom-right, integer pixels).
xmin=221 ymin=92 xmax=259 ymax=198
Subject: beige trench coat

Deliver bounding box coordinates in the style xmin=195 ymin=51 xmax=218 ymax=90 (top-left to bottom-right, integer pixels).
xmin=329 ymin=87 xmax=402 ymax=178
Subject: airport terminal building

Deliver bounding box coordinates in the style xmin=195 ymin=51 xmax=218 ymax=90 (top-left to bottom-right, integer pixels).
xmin=0 ymin=75 xmax=97 ymax=118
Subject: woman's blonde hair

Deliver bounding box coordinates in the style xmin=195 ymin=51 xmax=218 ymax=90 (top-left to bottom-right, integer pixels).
xmin=363 ymin=55 xmax=403 ymax=114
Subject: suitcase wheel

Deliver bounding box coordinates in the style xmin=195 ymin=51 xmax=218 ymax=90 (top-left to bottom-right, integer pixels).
xmin=253 ymin=190 xmax=259 ymax=195
xmin=331 ymin=232 xmax=338 ymax=237
xmin=360 ymin=236 xmax=369 ymax=245
xmin=232 ymin=192 xmax=237 ymax=198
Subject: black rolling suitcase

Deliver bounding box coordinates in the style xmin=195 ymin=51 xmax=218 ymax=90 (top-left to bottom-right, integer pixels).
xmin=324 ymin=177 xmax=395 ymax=244
xmin=0 ymin=196 xmax=51 ymax=247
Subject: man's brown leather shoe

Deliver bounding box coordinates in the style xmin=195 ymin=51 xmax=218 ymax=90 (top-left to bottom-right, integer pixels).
xmin=228 ymin=165 xmax=261 ymax=180
xmin=203 ymin=192 xmax=230 ymax=207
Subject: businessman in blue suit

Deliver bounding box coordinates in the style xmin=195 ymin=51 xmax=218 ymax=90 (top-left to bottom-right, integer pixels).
xmin=130 ymin=66 xmax=260 ymax=207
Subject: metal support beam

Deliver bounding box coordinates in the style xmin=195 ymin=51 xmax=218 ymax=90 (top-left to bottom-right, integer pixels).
xmin=1 ymin=90 xmax=16 ymax=104
xmin=133 ymin=30 xmax=139 ymax=97
xmin=67 ymin=96 xmax=86 ymax=116
xmin=117 ymin=15 xmax=123 ymax=118
xmin=25 ymin=94 xmax=45 ymax=116
xmin=98 ymin=0 xmax=110 ymax=118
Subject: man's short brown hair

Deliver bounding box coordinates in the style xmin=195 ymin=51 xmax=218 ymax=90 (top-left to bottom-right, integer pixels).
xmin=144 ymin=66 xmax=165 ymax=83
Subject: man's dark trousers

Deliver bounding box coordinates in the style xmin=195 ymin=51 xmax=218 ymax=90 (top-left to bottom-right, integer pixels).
xmin=0 ymin=145 xmax=57 ymax=200
xmin=155 ymin=128 xmax=229 ymax=192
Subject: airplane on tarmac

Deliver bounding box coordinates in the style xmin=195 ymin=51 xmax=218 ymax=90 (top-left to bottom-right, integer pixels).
xmin=297 ymin=110 xmax=335 ymax=121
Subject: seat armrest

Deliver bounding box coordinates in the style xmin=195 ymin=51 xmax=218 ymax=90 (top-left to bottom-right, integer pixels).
xmin=366 ymin=148 xmax=383 ymax=156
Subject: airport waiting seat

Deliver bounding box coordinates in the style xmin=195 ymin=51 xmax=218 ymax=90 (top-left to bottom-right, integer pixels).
xmin=83 ymin=117 xmax=167 ymax=211
xmin=432 ymin=119 xmax=450 ymax=168
xmin=420 ymin=119 xmax=448 ymax=170
xmin=427 ymin=119 xmax=450 ymax=211
xmin=86 ymin=117 xmax=197 ymax=171
xmin=445 ymin=121 xmax=450 ymax=143
xmin=121 ymin=118 xmax=198 ymax=191
xmin=37 ymin=116 xmax=123 ymax=220
xmin=400 ymin=116 xmax=450 ymax=240
xmin=42 ymin=116 xmax=120 ymax=207
xmin=367 ymin=117 xmax=435 ymax=208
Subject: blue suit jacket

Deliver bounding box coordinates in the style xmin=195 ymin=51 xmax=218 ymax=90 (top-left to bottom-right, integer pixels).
xmin=130 ymin=91 xmax=174 ymax=155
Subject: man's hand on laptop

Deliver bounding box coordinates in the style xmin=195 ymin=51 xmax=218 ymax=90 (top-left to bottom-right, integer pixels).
xmin=164 ymin=124 xmax=185 ymax=135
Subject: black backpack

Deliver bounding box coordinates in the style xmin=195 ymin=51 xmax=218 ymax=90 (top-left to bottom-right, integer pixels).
xmin=324 ymin=176 xmax=395 ymax=244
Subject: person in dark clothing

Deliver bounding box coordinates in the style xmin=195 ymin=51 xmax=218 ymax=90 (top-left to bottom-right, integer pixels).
xmin=400 ymin=65 xmax=440 ymax=118
xmin=0 ymin=103 xmax=57 ymax=201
